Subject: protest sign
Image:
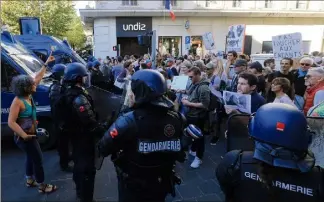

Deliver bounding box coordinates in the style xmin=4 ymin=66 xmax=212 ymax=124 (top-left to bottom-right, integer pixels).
xmin=226 ymin=24 xmax=246 ymax=54
xmin=223 ymin=91 xmax=251 ymax=114
xmin=202 ymin=32 xmax=215 ymax=50
xmin=272 ymin=32 xmax=303 ymax=60
xmin=171 ymin=76 xmax=189 ymax=91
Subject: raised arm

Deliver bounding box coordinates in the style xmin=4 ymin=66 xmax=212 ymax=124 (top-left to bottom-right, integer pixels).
xmin=34 ymin=52 xmax=55 ymax=86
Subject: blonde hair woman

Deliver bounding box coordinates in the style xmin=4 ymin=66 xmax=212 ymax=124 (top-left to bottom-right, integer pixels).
xmin=208 ymin=59 xmax=227 ymax=98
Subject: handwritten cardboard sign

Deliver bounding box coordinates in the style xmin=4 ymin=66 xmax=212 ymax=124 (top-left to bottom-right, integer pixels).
xmin=226 ymin=24 xmax=246 ymax=54
xmin=272 ymin=32 xmax=303 ymax=60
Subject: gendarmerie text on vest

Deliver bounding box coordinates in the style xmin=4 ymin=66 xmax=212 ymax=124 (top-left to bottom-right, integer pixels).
xmin=244 ymin=172 xmax=314 ymax=196
xmin=138 ymin=139 xmax=181 ymax=153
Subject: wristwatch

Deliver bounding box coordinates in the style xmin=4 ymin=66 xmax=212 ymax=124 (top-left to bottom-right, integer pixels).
xmin=44 ymin=63 xmax=49 ymax=69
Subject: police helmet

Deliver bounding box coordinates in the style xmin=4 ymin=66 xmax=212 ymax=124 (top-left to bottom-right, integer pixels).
xmin=86 ymin=61 xmax=93 ymax=69
xmin=249 ymin=103 xmax=310 ymax=152
xmin=184 ymin=124 xmax=203 ymax=139
xmin=51 ymin=64 xmax=66 ymax=79
xmin=63 ymin=62 xmax=88 ymax=82
xmin=93 ymin=60 xmax=101 ymax=68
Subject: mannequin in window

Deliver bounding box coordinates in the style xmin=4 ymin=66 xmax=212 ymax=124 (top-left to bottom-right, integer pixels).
xmin=196 ymin=43 xmax=203 ymax=59
xmin=171 ymin=43 xmax=176 ymax=57
xmin=159 ymin=41 xmax=168 ymax=56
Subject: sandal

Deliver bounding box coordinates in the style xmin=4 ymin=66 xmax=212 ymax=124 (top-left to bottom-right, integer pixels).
xmin=38 ymin=184 xmax=58 ymax=194
xmin=26 ymin=179 xmax=38 ymax=187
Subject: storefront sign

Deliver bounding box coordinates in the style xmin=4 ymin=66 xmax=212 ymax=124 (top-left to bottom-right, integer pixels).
xmin=116 ymin=17 xmax=152 ymax=37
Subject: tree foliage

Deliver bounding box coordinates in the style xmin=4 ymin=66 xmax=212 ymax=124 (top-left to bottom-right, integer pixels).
xmin=1 ymin=0 xmax=86 ymax=49
xmin=65 ymin=15 xmax=87 ymax=50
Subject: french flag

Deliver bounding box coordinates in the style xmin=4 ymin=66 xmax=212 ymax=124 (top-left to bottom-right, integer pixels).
xmin=165 ymin=0 xmax=176 ymax=21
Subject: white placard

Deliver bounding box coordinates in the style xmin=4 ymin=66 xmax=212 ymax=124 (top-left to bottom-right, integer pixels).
xmin=226 ymin=24 xmax=246 ymax=54
xmin=171 ymin=76 xmax=189 ymax=91
xmin=272 ymin=32 xmax=303 ymax=60
xmin=202 ymin=32 xmax=215 ymax=50
xmin=223 ymin=91 xmax=251 ymax=114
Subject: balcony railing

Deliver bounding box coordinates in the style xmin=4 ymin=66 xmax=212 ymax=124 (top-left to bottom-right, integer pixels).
xmin=265 ymin=0 xmax=273 ymax=8
xmin=296 ymin=0 xmax=309 ymax=9
xmin=232 ymin=0 xmax=242 ymax=8
xmin=163 ymin=0 xmax=177 ymax=7
xmin=122 ymin=0 xmax=138 ymax=6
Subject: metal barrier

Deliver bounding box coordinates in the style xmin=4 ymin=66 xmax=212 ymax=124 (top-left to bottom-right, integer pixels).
xmin=225 ymin=114 xmax=253 ymax=152
xmin=307 ymin=117 xmax=324 ymax=168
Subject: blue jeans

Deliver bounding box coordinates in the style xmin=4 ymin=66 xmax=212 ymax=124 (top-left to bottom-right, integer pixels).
xmin=14 ymin=136 xmax=44 ymax=183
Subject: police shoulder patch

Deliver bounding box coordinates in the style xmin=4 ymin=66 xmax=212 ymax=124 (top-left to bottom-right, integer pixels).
xmin=164 ymin=124 xmax=175 ymax=137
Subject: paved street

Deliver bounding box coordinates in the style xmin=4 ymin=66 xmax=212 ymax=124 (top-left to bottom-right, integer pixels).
xmin=2 ymin=136 xmax=226 ymax=202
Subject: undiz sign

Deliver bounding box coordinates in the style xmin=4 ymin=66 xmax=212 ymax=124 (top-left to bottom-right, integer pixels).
xmin=123 ymin=23 xmax=146 ymax=31
xmin=116 ymin=17 xmax=152 ymax=37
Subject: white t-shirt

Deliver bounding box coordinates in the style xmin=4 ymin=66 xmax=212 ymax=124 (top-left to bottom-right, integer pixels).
xmin=273 ymin=94 xmax=296 ymax=107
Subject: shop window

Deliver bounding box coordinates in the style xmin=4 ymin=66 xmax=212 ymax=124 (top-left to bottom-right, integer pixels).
xmin=261 ymin=40 xmax=311 ymax=54
xmin=122 ymin=0 xmax=138 ymax=6
xmin=232 ymin=0 xmax=242 ymax=7
xmin=1 ymin=60 xmax=19 ymax=92
xmin=190 ymin=36 xmax=203 ymax=58
xmin=158 ymin=36 xmax=182 ymax=57
xmin=163 ymin=0 xmax=177 ymax=7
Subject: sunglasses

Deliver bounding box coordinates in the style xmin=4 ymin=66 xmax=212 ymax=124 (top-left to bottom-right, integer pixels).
xmin=300 ymin=63 xmax=311 ymax=66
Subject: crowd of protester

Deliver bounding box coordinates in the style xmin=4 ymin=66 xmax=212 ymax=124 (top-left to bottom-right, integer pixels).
xmin=88 ymin=50 xmax=324 ymax=168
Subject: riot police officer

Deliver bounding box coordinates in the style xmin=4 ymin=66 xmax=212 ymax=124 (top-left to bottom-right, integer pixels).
xmin=62 ymin=63 xmax=105 ymax=202
xmin=96 ymin=69 xmax=187 ymax=202
xmin=48 ymin=64 xmax=73 ymax=171
xmin=216 ymin=103 xmax=323 ymax=202
xmin=89 ymin=60 xmax=110 ymax=90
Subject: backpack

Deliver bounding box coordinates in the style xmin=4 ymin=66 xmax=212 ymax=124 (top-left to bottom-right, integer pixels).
xmin=196 ymin=82 xmax=221 ymax=111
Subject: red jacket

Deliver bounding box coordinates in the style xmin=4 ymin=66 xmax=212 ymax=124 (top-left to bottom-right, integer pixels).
xmin=303 ymin=82 xmax=324 ymax=115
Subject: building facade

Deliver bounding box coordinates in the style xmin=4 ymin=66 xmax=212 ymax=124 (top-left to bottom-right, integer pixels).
xmin=80 ymin=0 xmax=324 ymax=59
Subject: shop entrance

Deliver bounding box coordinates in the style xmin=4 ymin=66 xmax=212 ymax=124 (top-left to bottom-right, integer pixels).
xmin=117 ymin=37 xmax=149 ymax=56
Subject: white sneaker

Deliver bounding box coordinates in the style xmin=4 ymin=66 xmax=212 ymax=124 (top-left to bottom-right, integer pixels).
xmin=189 ymin=150 xmax=196 ymax=157
xmin=190 ymin=157 xmax=202 ymax=168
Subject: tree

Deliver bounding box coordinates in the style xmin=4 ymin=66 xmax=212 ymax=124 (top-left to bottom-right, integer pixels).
xmin=1 ymin=1 xmax=86 ymax=49
xmin=65 ymin=16 xmax=87 ymax=50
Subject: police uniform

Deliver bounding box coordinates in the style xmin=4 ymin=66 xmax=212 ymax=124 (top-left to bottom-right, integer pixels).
xmin=49 ymin=80 xmax=71 ymax=169
xmin=216 ymin=150 xmax=323 ymax=202
xmin=48 ymin=64 xmax=71 ymax=170
xmin=216 ymin=103 xmax=324 ymax=202
xmin=97 ymin=70 xmax=186 ymax=202
xmin=62 ymin=63 xmax=105 ymax=202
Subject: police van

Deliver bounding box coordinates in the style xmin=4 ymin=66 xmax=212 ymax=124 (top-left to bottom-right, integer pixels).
xmin=1 ymin=30 xmax=56 ymax=150
xmin=14 ymin=18 xmax=86 ymax=68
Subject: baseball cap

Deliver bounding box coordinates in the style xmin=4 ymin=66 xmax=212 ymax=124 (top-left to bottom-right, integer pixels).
xmin=234 ymin=59 xmax=247 ymax=67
